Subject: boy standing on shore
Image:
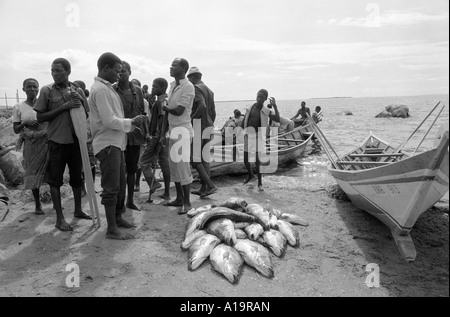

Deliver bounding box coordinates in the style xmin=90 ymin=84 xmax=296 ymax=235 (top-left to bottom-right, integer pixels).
xmin=242 ymin=89 xmax=280 ymax=192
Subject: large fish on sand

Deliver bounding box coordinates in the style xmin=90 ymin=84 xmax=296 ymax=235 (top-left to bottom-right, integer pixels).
xmin=187 ymin=204 xmax=216 ymax=218
xmin=245 ymin=204 xmax=270 ymax=230
xmin=279 ymin=213 xmax=309 ymax=227
xmin=188 ymin=234 xmax=221 ymax=271
xmin=276 ymin=219 xmax=300 ymax=247
xmin=184 ymin=210 xmax=212 ymax=240
xmin=268 ymin=214 xmax=278 ymax=229
xmin=235 ymin=228 xmax=247 ymax=239
xmin=234 ymin=222 xmax=252 ymax=229
xmin=218 ymin=197 xmax=248 ymax=212
xmin=244 ymin=223 xmax=265 ymax=241
xmin=234 ymin=239 xmax=274 ymax=278
xmin=259 ymin=229 xmax=287 ymax=257
xmin=210 ymin=244 xmax=244 ymax=284
xmin=198 ymin=207 xmax=256 ymax=231
xmin=272 ymin=208 xmax=283 ymax=218
xmin=180 ymin=230 xmax=207 ymax=251
xmin=206 ymin=218 xmax=237 ymax=246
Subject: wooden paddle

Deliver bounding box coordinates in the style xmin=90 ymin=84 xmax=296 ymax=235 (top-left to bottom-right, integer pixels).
xmin=393 ymin=101 xmax=441 ymax=154
xmin=412 ymin=104 xmax=446 ymax=156
xmin=69 ymin=95 xmax=101 ymax=227
xmin=306 ymin=114 xmax=341 ymax=169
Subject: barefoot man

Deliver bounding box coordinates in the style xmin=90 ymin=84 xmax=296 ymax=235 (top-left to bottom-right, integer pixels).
xmin=34 ymin=58 xmax=92 ymax=231
xmin=88 ymin=52 xmax=147 ymax=240
xmin=242 ymin=89 xmax=280 ymax=192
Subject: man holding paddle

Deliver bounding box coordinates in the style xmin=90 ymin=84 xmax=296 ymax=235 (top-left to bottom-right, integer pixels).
xmin=34 ymin=58 xmax=92 ymax=232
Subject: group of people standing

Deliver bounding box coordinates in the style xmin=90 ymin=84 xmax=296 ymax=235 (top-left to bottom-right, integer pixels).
xmin=11 ymin=52 xmax=320 ymax=240
xmin=11 ymin=53 xmax=221 ymax=240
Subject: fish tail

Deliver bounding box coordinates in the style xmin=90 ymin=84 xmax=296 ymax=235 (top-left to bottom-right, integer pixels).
xmin=231 ymin=235 xmax=237 ymax=246
xmin=188 ymin=257 xmax=204 ymax=271
xmin=180 ymin=241 xmax=189 ymax=251
xmin=258 ymin=266 xmax=274 ymax=278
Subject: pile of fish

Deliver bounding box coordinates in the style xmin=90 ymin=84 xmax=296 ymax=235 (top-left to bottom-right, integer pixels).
xmin=180 ymin=197 xmax=309 ymax=284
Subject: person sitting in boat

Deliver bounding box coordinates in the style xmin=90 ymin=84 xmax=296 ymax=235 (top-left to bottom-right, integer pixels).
xmin=290 ymin=101 xmax=310 ymax=126
xmin=221 ymin=109 xmax=244 ymax=145
xmin=312 ymin=106 xmax=323 ymax=124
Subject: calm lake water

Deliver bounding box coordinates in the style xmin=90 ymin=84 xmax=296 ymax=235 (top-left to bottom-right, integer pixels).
xmin=215 ymin=94 xmax=449 ymax=192
xmin=215 ymin=94 xmax=449 ymax=155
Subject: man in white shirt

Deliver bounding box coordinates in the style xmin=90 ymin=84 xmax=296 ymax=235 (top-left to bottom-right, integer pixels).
xmin=161 ymin=58 xmax=195 ymax=215
xmin=88 ymin=52 xmax=146 ymax=240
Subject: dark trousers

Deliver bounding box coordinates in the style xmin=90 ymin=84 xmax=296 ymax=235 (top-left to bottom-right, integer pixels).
xmin=96 ymin=146 xmax=126 ymax=213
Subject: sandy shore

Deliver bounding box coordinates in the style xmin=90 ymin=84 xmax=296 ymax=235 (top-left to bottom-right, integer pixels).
xmin=0 ymin=152 xmax=448 ymax=297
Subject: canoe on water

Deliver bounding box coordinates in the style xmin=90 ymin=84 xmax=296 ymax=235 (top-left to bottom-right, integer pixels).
xmin=203 ymin=124 xmax=315 ymax=177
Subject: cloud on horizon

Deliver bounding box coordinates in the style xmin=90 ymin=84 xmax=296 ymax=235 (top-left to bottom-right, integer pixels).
xmin=323 ymin=9 xmax=449 ymax=28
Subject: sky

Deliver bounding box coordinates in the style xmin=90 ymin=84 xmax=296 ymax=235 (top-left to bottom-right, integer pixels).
xmin=0 ymin=0 xmax=448 ymax=102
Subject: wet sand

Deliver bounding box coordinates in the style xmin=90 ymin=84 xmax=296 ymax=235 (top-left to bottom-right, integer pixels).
xmin=0 ymin=154 xmax=448 ymax=297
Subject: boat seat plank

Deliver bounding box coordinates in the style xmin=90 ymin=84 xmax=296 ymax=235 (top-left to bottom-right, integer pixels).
xmin=363 ymin=148 xmax=386 ymax=154
xmin=337 ymin=161 xmax=391 ymax=166
xmin=278 ymin=138 xmax=305 ymax=143
xmin=350 ymin=153 xmax=403 ymax=158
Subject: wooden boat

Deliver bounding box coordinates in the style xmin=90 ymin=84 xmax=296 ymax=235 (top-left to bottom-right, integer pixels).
xmin=329 ymin=131 xmax=449 ymax=261
xmin=203 ymin=124 xmax=315 ymax=177
xmin=308 ymin=103 xmax=448 ymax=262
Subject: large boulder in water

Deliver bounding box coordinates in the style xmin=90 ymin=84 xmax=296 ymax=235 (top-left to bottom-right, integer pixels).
xmin=375 ymin=104 xmax=410 ymax=118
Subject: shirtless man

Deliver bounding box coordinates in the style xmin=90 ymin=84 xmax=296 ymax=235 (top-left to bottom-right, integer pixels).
xmin=291 ymin=101 xmax=310 ymax=125
xmin=242 ymin=89 xmax=280 ymax=192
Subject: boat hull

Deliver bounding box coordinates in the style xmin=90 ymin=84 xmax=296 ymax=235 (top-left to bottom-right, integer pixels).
xmin=329 ymin=132 xmax=449 ymax=233
xmin=199 ymin=125 xmax=314 ymax=177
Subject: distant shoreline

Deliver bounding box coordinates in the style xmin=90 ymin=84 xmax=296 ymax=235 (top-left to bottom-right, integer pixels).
xmin=310 ymin=97 xmax=352 ymax=99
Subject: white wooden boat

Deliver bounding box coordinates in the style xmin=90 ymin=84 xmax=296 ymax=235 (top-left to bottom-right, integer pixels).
xmin=203 ymin=125 xmax=315 ymax=177
xmin=328 ymin=130 xmax=449 ymax=261
xmin=305 ymin=102 xmax=448 ymax=261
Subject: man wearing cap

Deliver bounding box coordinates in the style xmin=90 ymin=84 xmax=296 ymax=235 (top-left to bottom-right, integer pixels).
xmin=186 ymin=66 xmax=217 ymax=197
xmin=241 ymin=89 xmax=280 ymax=192
xmin=162 ymin=58 xmax=195 ymax=215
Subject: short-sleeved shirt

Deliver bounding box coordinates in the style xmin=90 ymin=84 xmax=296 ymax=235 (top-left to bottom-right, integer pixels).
xmin=12 ymin=101 xmax=37 ymax=123
xmin=168 ymin=78 xmax=194 ymax=137
xmin=113 ymin=82 xmax=146 ymax=146
xmin=34 ymin=82 xmax=86 ymax=144
xmin=88 ymin=77 xmax=133 ymax=155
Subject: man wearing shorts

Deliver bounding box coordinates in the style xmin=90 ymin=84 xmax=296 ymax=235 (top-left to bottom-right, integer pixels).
xmin=34 ymin=58 xmax=92 ymax=231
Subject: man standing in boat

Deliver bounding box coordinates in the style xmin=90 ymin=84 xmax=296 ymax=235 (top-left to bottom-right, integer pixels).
xmin=241 ymin=89 xmax=280 ymax=192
